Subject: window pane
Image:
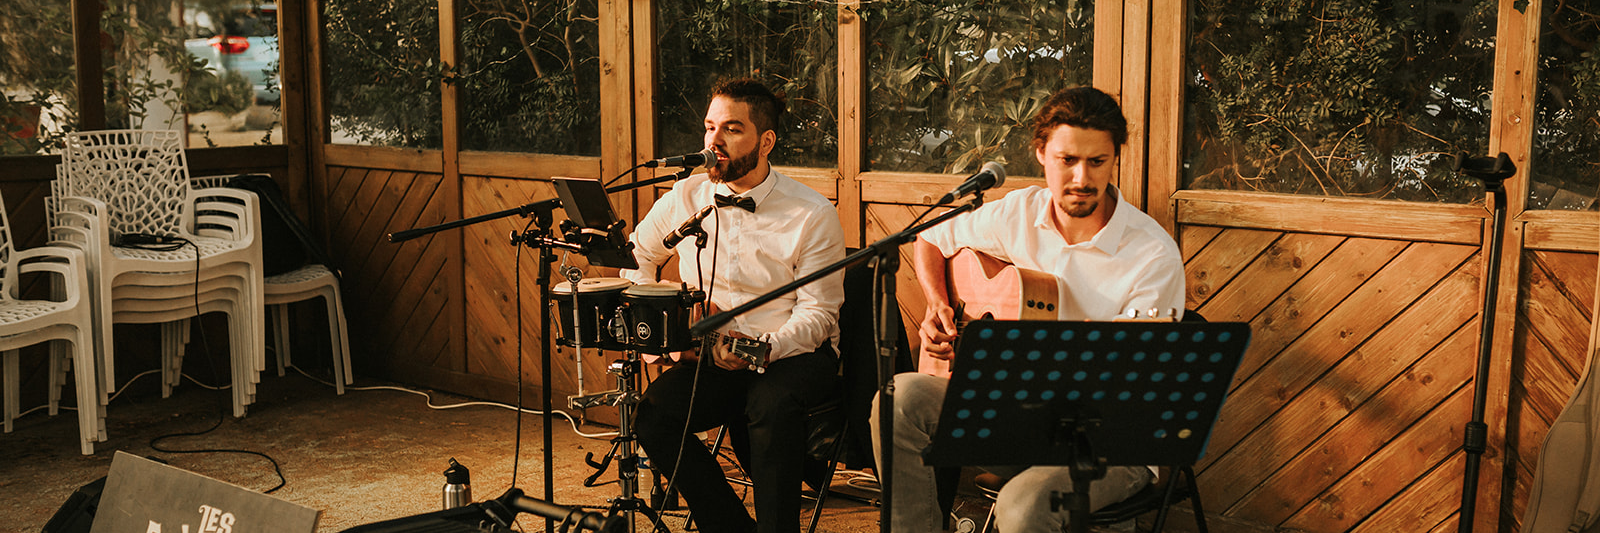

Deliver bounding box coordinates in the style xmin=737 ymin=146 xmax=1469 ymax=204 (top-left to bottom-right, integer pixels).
xmin=1528 ymin=1 xmax=1600 ymax=210
xmin=181 ymin=0 xmax=283 ymax=147
xmin=0 ymin=0 xmax=76 ymax=155
xmin=323 ymin=0 xmax=442 ymax=148
xmin=460 ymin=0 xmax=600 ymax=154
xmin=1183 ymin=0 xmax=1495 ymax=202
xmin=865 ymin=0 xmax=1093 ymax=176
xmin=654 ymin=0 xmax=837 ymax=168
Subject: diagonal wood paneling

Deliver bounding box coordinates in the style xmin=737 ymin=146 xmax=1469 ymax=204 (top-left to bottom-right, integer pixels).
xmin=1501 ymin=249 xmax=1595 ymax=532
xmin=1182 ymin=225 xmax=1482 ymax=532
xmin=323 ymin=166 xmax=454 ymax=382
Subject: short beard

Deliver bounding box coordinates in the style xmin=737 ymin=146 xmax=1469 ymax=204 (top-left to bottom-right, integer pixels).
xmin=1062 ymin=187 xmax=1100 ymax=218
xmin=710 ymin=147 xmax=760 ymax=184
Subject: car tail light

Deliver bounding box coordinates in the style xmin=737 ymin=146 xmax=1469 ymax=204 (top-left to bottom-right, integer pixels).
xmin=208 ymin=36 xmax=250 ymax=54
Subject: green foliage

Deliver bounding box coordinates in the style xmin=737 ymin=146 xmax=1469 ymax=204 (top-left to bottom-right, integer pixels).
xmin=863 ymin=0 xmax=1093 ymax=175
xmin=323 ymin=0 xmax=444 ymax=148
xmin=1185 ymin=0 xmax=1495 ymax=202
xmin=0 ymin=0 xmax=79 ymax=154
xmin=654 ymin=0 xmax=838 ymax=168
xmin=185 ymin=70 xmax=255 ymax=116
xmin=459 ymin=0 xmax=601 ymax=154
xmin=1527 ymin=0 xmax=1600 ymax=210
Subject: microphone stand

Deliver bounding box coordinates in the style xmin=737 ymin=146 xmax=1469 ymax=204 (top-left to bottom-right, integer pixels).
xmin=386 ymin=166 xmax=695 ymax=532
xmin=1456 ymin=153 xmax=1516 ymax=533
xmin=689 ymin=194 xmax=985 ymax=533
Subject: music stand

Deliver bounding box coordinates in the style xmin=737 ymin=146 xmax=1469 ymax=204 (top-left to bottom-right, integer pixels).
xmin=552 ymin=177 xmax=637 ymax=270
xmin=924 ymin=319 xmax=1251 ymax=533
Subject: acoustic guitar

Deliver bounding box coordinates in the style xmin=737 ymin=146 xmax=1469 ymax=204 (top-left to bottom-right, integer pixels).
xmin=918 ymin=248 xmax=1060 ymax=378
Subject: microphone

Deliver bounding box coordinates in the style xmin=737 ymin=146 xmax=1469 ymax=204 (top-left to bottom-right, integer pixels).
xmin=645 ymin=147 xmax=717 ymax=169
xmin=937 ymin=161 xmax=1007 ymax=204
xmin=662 ymin=204 xmax=716 ymax=249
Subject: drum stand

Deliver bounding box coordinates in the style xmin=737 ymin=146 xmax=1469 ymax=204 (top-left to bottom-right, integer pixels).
xmin=561 ymin=265 xmax=668 ymax=533
xmin=570 ymin=348 xmax=671 ymax=533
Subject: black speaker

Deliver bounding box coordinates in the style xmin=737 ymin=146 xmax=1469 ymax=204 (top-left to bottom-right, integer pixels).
xmin=41 ymin=475 xmax=106 ymax=533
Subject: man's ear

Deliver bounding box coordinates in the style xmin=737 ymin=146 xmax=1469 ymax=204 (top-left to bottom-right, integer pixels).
xmin=760 ymin=129 xmax=777 ymax=158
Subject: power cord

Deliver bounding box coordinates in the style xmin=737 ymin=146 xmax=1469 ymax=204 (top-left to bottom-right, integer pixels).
xmin=118 ymin=233 xmax=289 ymax=494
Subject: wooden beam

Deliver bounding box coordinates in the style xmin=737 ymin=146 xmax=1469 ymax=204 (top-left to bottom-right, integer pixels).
xmin=458 ymin=153 xmax=602 ymax=180
xmin=838 ymin=1 xmax=865 ymax=248
xmin=1145 ymin=0 xmax=1186 ymax=236
xmin=1175 ymin=190 xmax=1485 ymax=245
xmin=1117 ymin=0 xmax=1150 ymax=212
xmin=278 ymin=0 xmax=312 ymax=224
xmin=324 ymin=144 xmax=445 ymax=173
xmin=1521 ymin=210 xmax=1600 ymax=253
xmin=72 ymin=0 xmax=104 ymax=130
xmin=631 ymin=0 xmax=656 ymax=225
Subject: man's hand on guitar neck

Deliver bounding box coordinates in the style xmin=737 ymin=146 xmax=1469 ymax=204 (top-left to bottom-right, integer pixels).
xmin=920 ymin=303 xmax=959 ymax=361
xmin=711 ymin=331 xmax=755 ymax=371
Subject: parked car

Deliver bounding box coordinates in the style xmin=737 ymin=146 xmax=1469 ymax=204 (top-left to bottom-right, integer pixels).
xmin=184 ymin=2 xmax=279 ymax=104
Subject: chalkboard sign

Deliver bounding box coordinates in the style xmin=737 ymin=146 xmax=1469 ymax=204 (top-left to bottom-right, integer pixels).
xmin=90 ymin=452 xmax=319 ymax=533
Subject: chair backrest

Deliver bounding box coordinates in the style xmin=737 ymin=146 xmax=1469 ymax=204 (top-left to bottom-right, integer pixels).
xmin=0 ymin=191 xmax=14 ymax=300
xmin=59 ymin=130 xmax=191 ymax=237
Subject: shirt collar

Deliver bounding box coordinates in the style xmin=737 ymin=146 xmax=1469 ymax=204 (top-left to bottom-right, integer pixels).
xmin=1032 ymin=184 xmax=1128 ymax=255
xmin=714 ymin=167 xmax=778 ymax=208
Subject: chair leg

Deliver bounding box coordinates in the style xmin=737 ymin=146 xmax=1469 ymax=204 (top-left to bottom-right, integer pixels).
xmin=806 ymin=419 xmax=850 ymax=533
xmin=72 ymin=328 xmax=98 ymax=454
xmin=322 ymin=293 xmax=349 ymax=393
xmin=4 ymin=349 xmax=17 ymax=433
xmin=331 ymin=290 xmax=352 ymax=386
xmin=48 ymin=342 xmax=63 ymax=416
xmin=271 ymin=303 xmax=290 ymax=378
xmin=1184 ymin=466 xmax=1208 ymax=533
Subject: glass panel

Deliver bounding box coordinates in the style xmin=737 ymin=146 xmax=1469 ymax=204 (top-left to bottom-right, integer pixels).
xmin=654 ymin=0 xmax=837 ymax=168
xmin=865 ymin=0 xmax=1093 ymax=176
xmin=323 ymin=0 xmax=442 ymax=148
xmin=1528 ymin=1 xmax=1600 ymax=210
xmin=181 ymin=0 xmax=283 ymax=147
xmin=0 ymin=0 xmax=77 ymax=155
xmin=460 ymin=0 xmax=601 ymax=154
xmin=1183 ymin=0 xmax=1496 ymax=203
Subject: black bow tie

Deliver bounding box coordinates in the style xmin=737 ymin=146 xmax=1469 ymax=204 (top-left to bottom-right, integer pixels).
xmin=715 ymin=194 xmax=757 ymax=212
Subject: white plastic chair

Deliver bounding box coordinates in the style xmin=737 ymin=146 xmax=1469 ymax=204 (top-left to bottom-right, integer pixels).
xmin=0 ymin=192 xmax=102 ymax=455
xmin=189 ymin=177 xmax=351 ymax=394
xmin=265 ymin=264 xmax=351 ymax=394
xmin=52 ymin=130 xmax=266 ymax=417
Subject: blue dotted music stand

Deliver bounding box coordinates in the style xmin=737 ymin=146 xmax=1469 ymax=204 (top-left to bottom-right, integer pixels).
xmin=923 ymin=319 xmax=1250 ymax=533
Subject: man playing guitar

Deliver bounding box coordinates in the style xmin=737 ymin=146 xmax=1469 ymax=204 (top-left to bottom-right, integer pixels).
xmin=623 ymin=78 xmax=846 ymax=533
xmin=873 ymin=86 xmax=1187 ymax=532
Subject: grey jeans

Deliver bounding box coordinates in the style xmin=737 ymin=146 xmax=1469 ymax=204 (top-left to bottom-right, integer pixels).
xmin=871 ymin=372 xmax=1153 ymax=533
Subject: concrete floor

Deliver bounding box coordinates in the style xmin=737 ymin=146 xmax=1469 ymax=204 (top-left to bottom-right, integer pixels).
xmin=0 ymin=363 xmax=1240 ymax=533
xmin=0 ymin=366 xmax=893 ymax=533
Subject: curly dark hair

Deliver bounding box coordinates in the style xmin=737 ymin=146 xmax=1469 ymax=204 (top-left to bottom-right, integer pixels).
xmin=711 ymin=77 xmax=785 ymax=135
xmin=1031 ymin=86 xmax=1129 ymax=156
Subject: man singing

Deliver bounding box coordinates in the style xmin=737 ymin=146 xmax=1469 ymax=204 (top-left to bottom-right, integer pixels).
xmin=873 ymin=86 xmax=1187 ymax=532
xmin=625 ymin=77 xmax=846 ymax=533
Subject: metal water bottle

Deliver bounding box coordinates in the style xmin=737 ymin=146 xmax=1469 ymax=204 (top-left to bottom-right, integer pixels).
xmin=442 ymin=458 xmax=471 ymax=509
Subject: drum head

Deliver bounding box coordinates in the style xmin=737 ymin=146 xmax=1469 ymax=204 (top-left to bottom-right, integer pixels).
xmin=553 ymin=277 xmax=633 ymax=295
xmin=624 ymin=282 xmax=690 ymax=297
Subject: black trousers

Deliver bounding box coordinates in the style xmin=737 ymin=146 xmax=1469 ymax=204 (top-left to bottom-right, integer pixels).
xmin=635 ymin=344 xmax=839 ymax=533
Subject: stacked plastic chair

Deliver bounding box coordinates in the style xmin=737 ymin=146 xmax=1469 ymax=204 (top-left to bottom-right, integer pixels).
xmin=0 ymin=188 xmax=102 ymax=454
xmin=51 ymin=130 xmax=266 ymax=418
xmin=191 ymin=176 xmax=351 ymax=395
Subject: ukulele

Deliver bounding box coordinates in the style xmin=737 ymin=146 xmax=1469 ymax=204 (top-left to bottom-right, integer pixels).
xmin=918 ymin=248 xmax=1060 ymax=378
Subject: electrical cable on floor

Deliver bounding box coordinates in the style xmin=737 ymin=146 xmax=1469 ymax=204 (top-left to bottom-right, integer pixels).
xmin=126 ymin=235 xmax=287 ymax=494
xmin=284 ymin=364 xmax=618 ymax=439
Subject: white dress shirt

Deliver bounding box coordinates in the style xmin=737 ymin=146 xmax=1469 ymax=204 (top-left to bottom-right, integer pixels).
xmin=623 ymin=168 xmax=845 ymax=362
xmin=920 ymin=185 xmax=1186 ymax=321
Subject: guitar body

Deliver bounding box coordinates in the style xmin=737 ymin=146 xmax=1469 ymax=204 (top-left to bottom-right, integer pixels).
xmin=919 ymin=248 xmax=1060 ymax=378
